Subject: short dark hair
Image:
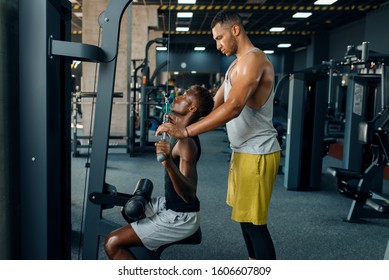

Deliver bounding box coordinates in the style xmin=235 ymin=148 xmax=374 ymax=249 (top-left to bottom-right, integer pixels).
xmin=211 ymin=9 xmax=243 ymax=29
xmin=187 ymin=85 xmax=214 ymax=119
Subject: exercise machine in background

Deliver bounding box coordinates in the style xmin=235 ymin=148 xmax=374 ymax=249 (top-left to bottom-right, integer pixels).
xmin=283 ymin=42 xmax=389 ymax=192
xmin=283 ymin=63 xmax=336 ymax=191
xmin=328 ymin=108 xmax=389 ymax=222
xmin=327 ymin=42 xmax=389 ymax=223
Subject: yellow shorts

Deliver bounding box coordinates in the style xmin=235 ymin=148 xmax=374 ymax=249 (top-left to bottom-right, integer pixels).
xmin=226 ymin=151 xmax=280 ymax=225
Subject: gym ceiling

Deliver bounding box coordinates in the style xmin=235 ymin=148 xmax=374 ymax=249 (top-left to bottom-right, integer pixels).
xmin=70 ymin=0 xmax=389 ymax=53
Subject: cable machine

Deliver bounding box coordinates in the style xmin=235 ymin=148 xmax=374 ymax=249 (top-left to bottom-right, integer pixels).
xmin=19 ymin=0 xmax=132 ymax=259
xmin=20 ymin=0 xmax=202 ymax=260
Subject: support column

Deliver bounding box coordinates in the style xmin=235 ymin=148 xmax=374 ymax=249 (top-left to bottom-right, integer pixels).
xmin=131 ymin=6 xmax=160 ymax=69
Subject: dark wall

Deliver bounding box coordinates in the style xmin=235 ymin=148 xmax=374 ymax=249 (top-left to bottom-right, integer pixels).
xmin=171 ymin=73 xmax=215 ymax=89
xmin=365 ymin=4 xmax=389 ymax=54
xmin=157 ymin=51 xmax=221 ymax=73
xmin=329 ymin=19 xmax=366 ymax=60
xmin=328 ymin=5 xmax=389 ymax=61
xmin=157 ymin=49 xmax=285 ymax=88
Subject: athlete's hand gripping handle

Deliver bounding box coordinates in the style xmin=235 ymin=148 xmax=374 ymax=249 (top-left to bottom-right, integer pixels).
xmin=156 ymin=114 xmax=169 ymax=162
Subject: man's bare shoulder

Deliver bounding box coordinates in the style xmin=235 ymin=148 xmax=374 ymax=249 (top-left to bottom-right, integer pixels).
xmin=173 ymin=137 xmax=198 ymax=160
xmin=237 ymin=50 xmax=270 ymax=73
xmin=244 ymin=49 xmax=270 ymax=64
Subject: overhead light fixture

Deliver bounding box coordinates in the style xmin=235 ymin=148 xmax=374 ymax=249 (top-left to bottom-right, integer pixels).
xmin=177 ymin=12 xmax=193 ymax=18
xmin=263 ymin=50 xmax=274 ymax=54
xmin=278 ymin=43 xmax=291 ymax=48
xmin=71 ymin=60 xmax=81 ymax=69
xmin=156 ymin=46 xmax=167 ymax=51
xmin=191 ymin=71 xmax=197 ymax=74
xmin=174 ymin=72 xmax=179 ymax=75
xmin=269 ymin=27 xmax=285 ymax=32
xmin=176 ymin=27 xmax=189 ymax=32
xmin=314 ymin=0 xmax=338 ymax=5
xmin=194 ymin=47 xmax=206 ymax=51
xmin=178 ymin=0 xmax=196 ymax=4
xmin=292 ymin=12 xmax=312 ymax=18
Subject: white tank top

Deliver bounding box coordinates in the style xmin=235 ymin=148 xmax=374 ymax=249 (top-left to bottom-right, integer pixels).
xmin=224 ymin=50 xmax=281 ymax=154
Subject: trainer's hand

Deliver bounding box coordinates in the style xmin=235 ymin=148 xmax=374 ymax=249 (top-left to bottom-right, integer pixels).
xmin=156 ymin=123 xmax=187 ymax=139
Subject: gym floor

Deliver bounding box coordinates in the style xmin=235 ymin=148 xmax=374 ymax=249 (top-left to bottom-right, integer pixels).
xmin=70 ymin=129 xmax=389 ymax=260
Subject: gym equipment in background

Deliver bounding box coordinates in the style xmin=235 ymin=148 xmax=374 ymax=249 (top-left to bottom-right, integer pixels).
xmin=327 ymin=42 xmax=389 ymax=222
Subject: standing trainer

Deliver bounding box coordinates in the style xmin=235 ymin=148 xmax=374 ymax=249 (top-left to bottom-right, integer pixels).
xmin=156 ymin=9 xmax=281 ymax=260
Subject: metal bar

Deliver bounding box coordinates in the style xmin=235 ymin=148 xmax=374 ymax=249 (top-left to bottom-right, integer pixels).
xmin=50 ymin=39 xmax=106 ymax=62
xmin=385 ymin=240 xmax=389 ymax=260
xmin=381 ymin=63 xmax=386 ymax=110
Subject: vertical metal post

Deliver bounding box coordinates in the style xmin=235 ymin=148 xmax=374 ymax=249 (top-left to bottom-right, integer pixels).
xmin=284 ymin=74 xmax=304 ymax=190
xmin=284 ymin=72 xmax=328 ymax=190
xmin=381 ymin=63 xmax=386 ymax=110
xmin=139 ymin=38 xmax=167 ymax=152
xmin=81 ymin=0 xmax=132 ymax=260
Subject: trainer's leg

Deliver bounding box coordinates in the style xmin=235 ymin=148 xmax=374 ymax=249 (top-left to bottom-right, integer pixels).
xmin=240 ymin=223 xmax=256 ymax=260
xmin=241 ymin=223 xmax=276 ymax=260
xmin=104 ymin=224 xmax=143 ymax=260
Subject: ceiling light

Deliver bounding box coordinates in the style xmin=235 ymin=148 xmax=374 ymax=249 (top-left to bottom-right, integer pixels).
xmin=176 ymin=27 xmax=189 ymax=32
xmin=156 ymin=46 xmax=167 ymax=51
xmin=314 ymin=0 xmax=338 ymax=5
xmin=269 ymin=27 xmax=285 ymax=32
xmin=292 ymin=12 xmax=312 ymax=18
xmin=191 ymin=71 xmax=197 ymax=74
xmin=263 ymin=50 xmax=274 ymax=54
xmin=72 ymin=60 xmax=81 ymax=69
xmin=177 ymin=12 xmax=193 ymax=18
xmin=194 ymin=47 xmax=206 ymax=51
xmin=278 ymin=43 xmax=291 ymax=48
xmin=178 ymin=0 xmax=196 ymax=4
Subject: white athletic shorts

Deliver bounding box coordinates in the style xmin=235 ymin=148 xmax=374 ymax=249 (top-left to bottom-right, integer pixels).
xmin=131 ymin=196 xmax=200 ymax=251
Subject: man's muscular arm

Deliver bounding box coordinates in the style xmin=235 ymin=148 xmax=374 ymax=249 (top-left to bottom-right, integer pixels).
xmin=156 ymin=139 xmax=198 ymax=202
xmin=212 ymin=82 xmax=225 ymax=109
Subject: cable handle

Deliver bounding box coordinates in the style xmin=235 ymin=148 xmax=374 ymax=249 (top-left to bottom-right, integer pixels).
xmin=156 ymin=114 xmax=169 ymax=162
